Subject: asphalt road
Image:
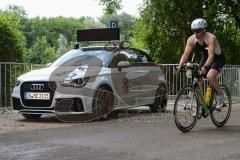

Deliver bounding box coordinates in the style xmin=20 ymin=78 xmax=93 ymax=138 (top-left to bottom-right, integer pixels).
xmin=1 ymin=104 xmax=240 ymax=160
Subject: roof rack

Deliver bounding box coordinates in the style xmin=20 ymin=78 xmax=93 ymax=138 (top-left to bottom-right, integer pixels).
xmin=74 ymin=40 xmax=132 ymax=50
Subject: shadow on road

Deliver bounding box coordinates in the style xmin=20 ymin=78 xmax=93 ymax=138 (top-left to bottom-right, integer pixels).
xmin=16 ymin=107 xmax=173 ymax=123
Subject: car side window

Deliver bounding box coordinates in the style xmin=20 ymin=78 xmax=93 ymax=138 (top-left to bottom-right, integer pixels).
xmin=110 ymin=49 xmax=154 ymax=68
xmin=110 ymin=49 xmax=139 ymax=68
xmin=120 ymin=49 xmax=140 ymax=63
xmin=133 ymin=49 xmax=154 ymax=63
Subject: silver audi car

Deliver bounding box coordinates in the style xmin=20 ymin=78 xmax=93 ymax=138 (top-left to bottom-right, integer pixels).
xmin=11 ymin=45 xmax=168 ymax=120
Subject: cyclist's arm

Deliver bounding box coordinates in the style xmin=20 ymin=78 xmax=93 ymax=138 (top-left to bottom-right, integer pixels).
xmin=179 ymin=36 xmax=194 ymax=66
xmin=203 ymin=36 xmax=216 ymax=69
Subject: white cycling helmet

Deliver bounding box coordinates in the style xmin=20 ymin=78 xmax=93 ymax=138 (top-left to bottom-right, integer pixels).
xmin=191 ymin=18 xmax=207 ymax=30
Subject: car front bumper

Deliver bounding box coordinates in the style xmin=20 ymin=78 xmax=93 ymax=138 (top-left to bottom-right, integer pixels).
xmin=11 ymin=83 xmax=95 ymax=115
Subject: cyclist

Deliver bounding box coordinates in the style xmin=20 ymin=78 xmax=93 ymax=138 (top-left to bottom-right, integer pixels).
xmin=176 ymin=18 xmax=226 ymax=108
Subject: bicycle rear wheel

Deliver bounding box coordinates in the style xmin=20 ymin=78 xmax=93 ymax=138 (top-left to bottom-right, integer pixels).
xmin=210 ymin=85 xmax=232 ymax=127
xmin=174 ymin=86 xmax=199 ymax=132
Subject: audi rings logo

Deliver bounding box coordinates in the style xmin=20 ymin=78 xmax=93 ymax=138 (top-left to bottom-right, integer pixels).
xmin=31 ymin=84 xmax=44 ymax=90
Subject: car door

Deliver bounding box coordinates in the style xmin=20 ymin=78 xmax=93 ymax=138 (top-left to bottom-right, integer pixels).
xmin=110 ymin=49 xmax=152 ymax=107
xmin=134 ymin=49 xmax=167 ymax=105
xmin=128 ymin=48 xmax=164 ymax=105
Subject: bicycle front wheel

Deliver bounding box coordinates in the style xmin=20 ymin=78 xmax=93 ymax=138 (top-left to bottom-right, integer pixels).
xmin=210 ymin=85 xmax=232 ymax=127
xmin=174 ymin=86 xmax=199 ymax=132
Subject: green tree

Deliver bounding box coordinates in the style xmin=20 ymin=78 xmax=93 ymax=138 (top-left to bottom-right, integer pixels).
xmin=133 ymin=0 xmax=203 ymax=63
xmin=27 ymin=36 xmax=55 ymax=64
xmin=5 ymin=5 xmax=27 ymax=19
xmin=131 ymin=0 xmax=240 ymax=64
xmin=204 ymin=0 xmax=240 ymax=64
xmin=43 ymin=46 xmax=56 ymax=63
xmin=56 ymin=34 xmax=68 ymax=57
xmin=22 ymin=16 xmax=85 ymax=49
xmin=131 ymin=18 xmax=148 ymax=49
xmin=0 ymin=11 xmax=26 ymax=62
xmin=98 ymin=0 xmax=122 ymax=15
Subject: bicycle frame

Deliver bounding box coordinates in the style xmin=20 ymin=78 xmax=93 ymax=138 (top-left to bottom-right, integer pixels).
xmin=187 ymin=53 xmax=209 ymax=110
xmin=190 ymin=74 xmax=210 ymax=114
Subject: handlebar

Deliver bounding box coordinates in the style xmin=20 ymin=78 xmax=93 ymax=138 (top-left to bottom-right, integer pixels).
xmin=174 ymin=62 xmax=197 ymax=72
xmin=174 ymin=62 xmax=203 ymax=79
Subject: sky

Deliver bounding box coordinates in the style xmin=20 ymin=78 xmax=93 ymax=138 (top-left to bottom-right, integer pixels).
xmin=0 ymin=0 xmax=143 ymax=18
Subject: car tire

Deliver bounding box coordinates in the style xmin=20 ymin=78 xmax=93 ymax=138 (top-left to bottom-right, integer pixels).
xmin=149 ymin=84 xmax=168 ymax=113
xmin=149 ymin=95 xmax=167 ymax=113
xmin=92 ymin=85 xmax=114 ymax=120
xmin=22 ymin=114 xmax=42 ymax=119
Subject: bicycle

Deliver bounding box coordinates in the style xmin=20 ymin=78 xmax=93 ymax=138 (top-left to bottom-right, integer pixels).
xmin=173 ymin=62 xmax=232 ymax=132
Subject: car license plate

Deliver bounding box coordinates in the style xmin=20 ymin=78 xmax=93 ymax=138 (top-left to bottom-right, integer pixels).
xmin=24 ymin=92 xmax=50 ymax=100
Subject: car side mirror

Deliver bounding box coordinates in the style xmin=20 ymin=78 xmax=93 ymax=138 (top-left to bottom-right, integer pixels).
xmin=117 ymin=61 xmax=130 ymax=72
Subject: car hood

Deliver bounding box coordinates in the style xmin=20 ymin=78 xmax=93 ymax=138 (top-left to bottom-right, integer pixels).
xmin=18 ymin=67 xmax=58 ymax=81
xmin=17 ymin=65 xmax=103 ymax=82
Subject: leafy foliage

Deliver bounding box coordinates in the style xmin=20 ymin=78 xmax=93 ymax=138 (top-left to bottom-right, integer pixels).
xmin=27 ymin=36 xmax=56 ymax=64
xmin=22 ymin=16 xmax=85 ymax=49
xmin=99 ymin=0 xmax=122 ymax=15
xmin=1 ymin=2 xmax=240 ymax=65
xmin=131 ymin=0 xmax=240 ymax=64
xmin=0 ymin=11 xmax=26 ymax=62
xmin=56 ymin=34 xmax=68 ymax=56
xmin=0 ymin=4 xmax=136 ymax=64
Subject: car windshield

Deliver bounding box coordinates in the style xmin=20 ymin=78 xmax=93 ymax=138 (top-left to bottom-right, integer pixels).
xmin=51 ymin=49 xmax=113 ymax=67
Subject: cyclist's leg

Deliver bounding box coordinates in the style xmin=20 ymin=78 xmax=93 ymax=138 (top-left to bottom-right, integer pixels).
xmin=207 ymin=54 xmax=226 ymax=108
xmin=206 ymin=54 xmax=225 ymax=95
xmin=207 ymin=69 xmax=221 ymax=95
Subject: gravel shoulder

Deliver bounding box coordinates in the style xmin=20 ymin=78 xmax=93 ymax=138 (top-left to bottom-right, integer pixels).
xmin=0 ymin=103 xmax=240 ymax=134
xmin=0 ymin=112 xmax=72 ymax=134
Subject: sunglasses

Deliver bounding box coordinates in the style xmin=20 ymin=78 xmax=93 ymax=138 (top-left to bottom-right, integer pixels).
xmin=192 ymin=29 xmax=203 ymax=33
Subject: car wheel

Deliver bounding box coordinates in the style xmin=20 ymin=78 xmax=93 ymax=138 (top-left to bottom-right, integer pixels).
xmin=149 ymin=95 xmax=167 ymax=113
xmin=149 ymin=84 xmax=168 ymax=113
xmin=92 ymin=85 xmax=114 ymax=120
xmin=22 ymin=114 xmax=42 ymax=119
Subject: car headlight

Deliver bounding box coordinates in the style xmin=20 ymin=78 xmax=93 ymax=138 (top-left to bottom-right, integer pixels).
xmin=61 ymin=77 xmax=90 ymax=88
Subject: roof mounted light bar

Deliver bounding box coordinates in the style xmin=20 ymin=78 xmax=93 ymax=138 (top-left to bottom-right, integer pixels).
xmin=77 ymin=28 xmax=120 ymax=42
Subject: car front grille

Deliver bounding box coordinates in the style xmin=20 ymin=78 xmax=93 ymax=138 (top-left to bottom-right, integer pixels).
xmin=20 ymin=81 xmax=56 ymax=107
